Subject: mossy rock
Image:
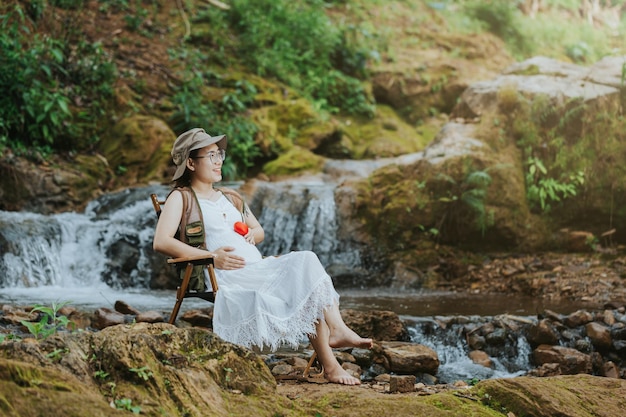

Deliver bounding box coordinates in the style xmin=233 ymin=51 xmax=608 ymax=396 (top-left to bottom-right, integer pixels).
xmin=262 ymin=146 xmax=325 ymax=178
xmin=477 ymin=374 xmax=626 ymax=417
xmin=99 ymin=115 xmax=174 ymax=186
xmin=0 ymin=358 xmax=123 ymax=416
xmin=354 ymin=121 xmax=550 ymax=258
xmin=251 ymin=107 xmax=299 ymax=156
xmin=339 ymin=105 xmax=432 ymax=159
xmin=0 ymin=153 xmax=112 ymax=213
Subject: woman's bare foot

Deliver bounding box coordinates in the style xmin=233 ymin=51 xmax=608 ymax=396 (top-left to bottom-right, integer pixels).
xmin=324 ymin=366 xmax=361 ymax=385
xmin=329 ymin=326 xmax=373 ymax=349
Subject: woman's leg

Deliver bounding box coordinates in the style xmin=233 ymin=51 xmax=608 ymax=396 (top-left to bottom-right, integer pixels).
xmin=323 ymin=302 xmax=373 ymax=349
xmin=309 ymin=318 xmax=361 ymax=385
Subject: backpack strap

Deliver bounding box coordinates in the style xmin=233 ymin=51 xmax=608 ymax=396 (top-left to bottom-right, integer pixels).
xmin=216 ymin=187 xmax=250 ymax=221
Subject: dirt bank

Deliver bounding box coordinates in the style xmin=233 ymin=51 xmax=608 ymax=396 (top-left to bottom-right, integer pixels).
xmin=436 ymin=250 xmax=626 ymax=308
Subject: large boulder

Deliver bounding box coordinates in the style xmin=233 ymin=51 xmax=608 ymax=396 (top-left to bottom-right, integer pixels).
xmin=98 ymin=115 xmax=174 ymax=186
xmin=479 ymin=374 xmax=626 ymax=417
xmin=0 ymin=152 xmax=113 ymax=213
xmin=451 ymin=55 xmax=626 ymax=240
xmin=371 ymin=27 xmax=513 ymax=123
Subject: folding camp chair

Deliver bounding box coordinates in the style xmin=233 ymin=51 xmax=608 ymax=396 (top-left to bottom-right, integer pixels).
xmin=150 ymin=194 xmax=218 ymax=324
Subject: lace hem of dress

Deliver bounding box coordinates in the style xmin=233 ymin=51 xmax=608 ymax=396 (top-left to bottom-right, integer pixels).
xmin=214 ymin=278 xmax=339 ymax=352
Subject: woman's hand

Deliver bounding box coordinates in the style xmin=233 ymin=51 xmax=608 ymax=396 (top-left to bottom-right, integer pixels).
xmin=212 ymin=246 xmax=246 ymax=270
xmin=244 ymin=230 xmax=256 ymax=245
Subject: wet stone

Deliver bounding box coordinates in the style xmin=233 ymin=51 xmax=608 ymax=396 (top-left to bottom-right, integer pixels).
xmin=528 ymin=319 xmax=559 ymax=346
xmin=585 ymin=322 xmax=612 ymax=350
xmin=93 ymin=307 xmax=124 ymax=330
xmin=485 ymin=328 xmax=507 ymax=345
xmin=611 ymin=326 xmax=626 ymax=340
xmin=389 ymin=375 xmax=416 ymax=393
xmin=467 ymin=333 xmax=486 ymax=350
xmin=114 ymin=300 xmax=140 ymax=315
xmin=136 ymin=310 xmax=164 ymax=323
xmin=565 ymin=310 xmax=594 ymax=327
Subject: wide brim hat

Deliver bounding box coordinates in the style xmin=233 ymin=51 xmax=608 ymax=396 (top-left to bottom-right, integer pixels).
xmin=171 ymin=128 xmax=227 ymax=181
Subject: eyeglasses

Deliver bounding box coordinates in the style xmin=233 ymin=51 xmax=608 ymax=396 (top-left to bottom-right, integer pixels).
xmin=194 ymin=149 xmax=226 ymax=164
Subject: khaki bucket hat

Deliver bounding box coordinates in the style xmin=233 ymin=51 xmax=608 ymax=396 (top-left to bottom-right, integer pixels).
xmin=171 ymin=128 xmax=227 ymax=181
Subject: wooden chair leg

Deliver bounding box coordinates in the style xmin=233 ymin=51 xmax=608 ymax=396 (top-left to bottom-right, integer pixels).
xmin=207 ymin=263 xmax=219 ymax=292
xmin=169 ymin=263 xmax=193 ymax=324
xmin=303 ymin=352 xmax=318 ymax=377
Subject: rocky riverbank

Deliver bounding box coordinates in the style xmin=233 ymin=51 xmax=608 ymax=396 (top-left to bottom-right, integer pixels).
xmin=3 ymin=251 xmax=626 ymax=415
xmin=3 ymin=291 xmax=626 ymax=385
xmin=2 ymin=312 xmax=626 ymax=417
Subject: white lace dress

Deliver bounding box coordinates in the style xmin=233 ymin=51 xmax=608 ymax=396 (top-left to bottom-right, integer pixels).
xmin=198 ymin=194 xmax=339 ymax=351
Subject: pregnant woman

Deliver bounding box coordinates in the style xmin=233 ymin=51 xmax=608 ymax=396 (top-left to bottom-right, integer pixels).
xmin=153 ymin=128 xmax=373 ymax=385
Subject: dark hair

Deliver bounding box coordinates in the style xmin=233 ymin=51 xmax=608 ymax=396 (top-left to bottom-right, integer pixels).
xmin=173 ymin=148 xmax=201 ymax=188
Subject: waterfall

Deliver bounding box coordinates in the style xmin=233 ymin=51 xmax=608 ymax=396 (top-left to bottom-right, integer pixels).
xmin=251 ymin=179 xmax=362 ymax=271
xmin=0 ymin=185 xmax=164 ymax=289
xmin=0 ymin=185 xmax=174 ymax=308
xmin=0 ymin=180 xmax=364 ymax=297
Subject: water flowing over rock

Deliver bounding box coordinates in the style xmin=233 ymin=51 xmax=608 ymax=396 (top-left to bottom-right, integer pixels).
xmin=0 ymin=184 xmax=170 ymax=292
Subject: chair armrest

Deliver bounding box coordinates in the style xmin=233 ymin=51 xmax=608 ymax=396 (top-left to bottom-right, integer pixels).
xmin=167 ymin=253 xmax=215 ymax=266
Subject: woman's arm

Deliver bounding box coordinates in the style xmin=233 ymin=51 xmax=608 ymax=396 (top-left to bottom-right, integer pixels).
xmin=153 ymin=190 xmax=206 ymax=258
xmin=153 ymin=190 xmax=246 ymax=269
xmin=244 ymin=207 xmax=264 ymax=245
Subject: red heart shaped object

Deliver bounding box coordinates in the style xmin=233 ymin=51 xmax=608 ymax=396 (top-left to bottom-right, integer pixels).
xmin=234 ymin=221 xmax=248 ymax=236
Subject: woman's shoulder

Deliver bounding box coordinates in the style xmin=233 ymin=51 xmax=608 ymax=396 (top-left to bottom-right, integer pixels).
xmin=166 ymin=187 xmax=186 ymax=200
xmin=216 ymin=187 xmax=246 ymax=212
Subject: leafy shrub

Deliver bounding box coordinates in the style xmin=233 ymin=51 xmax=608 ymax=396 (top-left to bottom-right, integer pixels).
xmin=432 ymin=166 xmax=495 ymax=241
xmin=224 ymin=0 xmax=375 ymax=116
xmin=332 ymin=23 xmax=381 ymax=79
xmin=228 ymin=0 xmax=339 ymax=86
xmin=303 ymin=69 xmax=375 ymax=117
xmin=525 ymin=156 xmax=585 ymax=212
xmin=0 ymin=4 xmax=116 ymax=156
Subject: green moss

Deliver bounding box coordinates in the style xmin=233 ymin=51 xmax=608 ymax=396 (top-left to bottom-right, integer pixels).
xmin=268 ymin=99 xmax=320 ymax=136
xmin=339 ymin=105 xmax=429 ymax=159
xmin=262 ymin=147 xmax=325 ymax=177
xmin=3 ymin=363 xmax=43 ymax=387
xmin=509 ymin=64 xmax=541 ymax=76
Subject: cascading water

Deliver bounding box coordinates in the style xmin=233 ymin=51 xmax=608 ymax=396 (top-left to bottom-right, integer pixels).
xmin=0 ymin=180 xmax=365 ymax=308
xmin=251 ymin=179 xmax=362 ymax=272
xmin=406 ymin=316 xmax=532 ymax=382
xmin=0 ymin=184 xmax=174 ymax=309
